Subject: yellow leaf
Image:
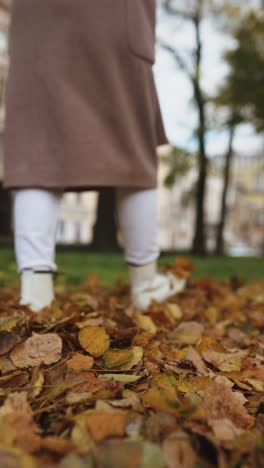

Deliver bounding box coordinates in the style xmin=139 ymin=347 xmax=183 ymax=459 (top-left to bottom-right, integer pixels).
xmin=166 ymin=303 xmax=183 ymax=320
xmin=141 ymin=387 xmax=181 ymax=417
xmin=67 ymin=354 xmax=94 ymax=371
xmin=99 ymin=374 xmax=142 ymax=383
xmin=0 ymin=317 xmax=19 ymax=332
xmin=195 ymin=336 xmax=225 ymax=354
xmin=78 ymin=327 xmax=110 ymax=357
xmin=134 ymin=312 xmax=158 ymax=337
xmin=204 ymin=307 xmax=219 ymax=324
xmin=245 ymin=378 xmax=264 ymax=392
xmin=118 ymin=346 xmax=144 ymax=371
xmin=30 ymin=367 xmax=45 ymax=398
xmin=176 ymin=376 xmax=211 ymax=394
xmin=104 ymin=349 xmax=134 ymax=369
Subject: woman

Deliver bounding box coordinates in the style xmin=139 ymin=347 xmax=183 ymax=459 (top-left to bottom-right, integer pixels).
xmin=4 ymin=0 xmax=185 ymax=312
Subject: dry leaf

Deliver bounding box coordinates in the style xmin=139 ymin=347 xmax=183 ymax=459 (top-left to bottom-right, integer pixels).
xmin=67 ymin=354 xmax=94 ymax=371
xmin=202 ymin=381 xmax=254 ymax=429
xmin=134 ymin=312 xmax=158 ymax=337
xmin=0 ymin=317 xmax=19 ymax=332
xmin=10 ymin=333 xmax=62 ymax=368
xmin=185 ymin=346 xmax=210 ymax=375
xmin=209 ymin=418 xmax=244 ymax=442
xmin=118 ymin=346 xmax=144 ymax=371
xmin=78 ymin=327 xmax=110 ymax=357
xmin=166 ymin=303 xmax=183 ymax=320
xmin=104 ymin=348 xmax=134 ymax=368
xmin=245 ymin=378 xmax=264 ymax=392
xmin=202 ymin=350 xmax=248 ymax=372
xmin=169 ymin=322 xmax=204 ymax=345
xmin=162 ymin=431 xmax=197 ymax=468
xmin=30 ymin=367 xmax=45 ymax=398
xmin=99 ymin=374 xmax=142 ymax=383
xmin=0 ymin=332 xmax=20 ymax=356
xmin=86 ymin=409 xmax=127 ymax=442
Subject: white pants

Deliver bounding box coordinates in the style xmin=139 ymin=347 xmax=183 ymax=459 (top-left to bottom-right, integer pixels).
xmin=14 ymin=189 xmax=159 ymax=272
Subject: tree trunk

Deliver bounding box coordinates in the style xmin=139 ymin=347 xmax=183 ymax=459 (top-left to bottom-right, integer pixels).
xmin=215 ymin=126 xmax=235 ymax=255
xmin=192 ymin=80 xmax=208 ymax=255
xmin=91 ymin=188 xmax=119 ymax=251
xmin=191 ymin=12 xmax=208 ymax=255
xmin=0 ymin=184 xmax=12 ymax=237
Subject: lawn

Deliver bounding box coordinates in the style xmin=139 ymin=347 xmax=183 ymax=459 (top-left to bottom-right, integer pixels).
xmin=0 ymin=248 xmax=263 ymax=288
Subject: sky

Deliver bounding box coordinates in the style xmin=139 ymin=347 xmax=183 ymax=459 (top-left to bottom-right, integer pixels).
xmin=154 ymin=5 xmax=263 ymax=157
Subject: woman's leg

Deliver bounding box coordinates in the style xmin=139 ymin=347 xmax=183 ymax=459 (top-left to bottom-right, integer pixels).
xmin=116 ymin=188 xmax=186 ymax=310
xmin=116 ymin=188 xmax=160 ymax=267
xmin=14 ymin=189 xmax=62 ymax=311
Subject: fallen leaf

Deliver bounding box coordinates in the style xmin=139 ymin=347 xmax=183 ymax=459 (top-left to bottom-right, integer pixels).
xmin=0 ymin=317 xmax=19 ymax=332
xmin=209 ymin=418 xmax=244 ymax=442
xmin=29 ymin=367 xmax=45 ymax=398
xmin=104 ymin=348 xmax=134 ymax=368
xmin=86 ymin=409 xmax=127 ymax=442
xmin=202 ymin=381 xmax=254 ymax=429
xmin=99 ymin=374 xmax=142 ymax=383
xmin=78 ymin=327 xmax=110 ymax=357
xmin=66 ymin=391 xmax=93 ymax=405
xmin=162 ymin=431 xmax=197 ymax=468
xmin=10 ymin=333 xmax=62 ymax=368
xmin=134 ymin=312 xmax=158 ymax=337
xmin=0 ymin=332 xmax=20 ymax=356
xmin=118 ymin=346 xmax=144 ymax=370
xmin=67 ymin=354 xmax=94 ymax=371
xmin=169 ymin=322 xmax=204 ymax=345
xmin=94 ymin=441 xmax=163 ymax=468
xmin=245 ymin=378 xmax=264 ymax=392
xmin=185 ymin=346 xmax=210 ymax=375
xmin=166 ymin=303 xmax=183 ymax=320
xmin=202 ymin=350 xmax=248 ymax=372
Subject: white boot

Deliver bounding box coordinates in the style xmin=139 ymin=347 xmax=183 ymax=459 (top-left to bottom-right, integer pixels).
xmin=20 ymin=270 xmax=54 ymax=313
xmin=129 ymin=262 xmax=186 ymax=311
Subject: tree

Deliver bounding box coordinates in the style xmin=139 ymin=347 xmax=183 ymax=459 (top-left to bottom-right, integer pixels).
xmin=160 ymin=0 xmax=210 ymax=254
xmin=224 ymin=11 xmax=264 ymax=132
xmin=214 ymin=5 xmax=264 ymax=254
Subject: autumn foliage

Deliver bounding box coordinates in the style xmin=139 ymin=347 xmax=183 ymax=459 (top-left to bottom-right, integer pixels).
xmin=0 ymin=258 xmax=263 ymax=467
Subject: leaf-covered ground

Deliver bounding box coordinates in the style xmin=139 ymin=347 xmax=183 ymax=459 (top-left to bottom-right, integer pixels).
xmin=0 ymin=258 xmax=263 ymax=468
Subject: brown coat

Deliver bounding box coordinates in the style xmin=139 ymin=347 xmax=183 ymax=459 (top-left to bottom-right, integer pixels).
xmin=4 ymin=0 xmax=167 ymax=190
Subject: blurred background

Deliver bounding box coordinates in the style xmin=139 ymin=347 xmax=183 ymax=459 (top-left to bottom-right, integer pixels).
xmin=0 ymin=0 xmax=263 ymax=258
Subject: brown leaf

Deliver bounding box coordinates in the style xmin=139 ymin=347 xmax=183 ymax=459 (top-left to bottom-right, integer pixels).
xmin=169 ymin=322 xmax=204 ymax=345
xmin=162 ymin=431 xmax=197 ymax=468
xmin=208 ymin=418 xmax=244 ymax=442
xmin=86 ymin=409 xmax=127 ymax=442
xmin=202 ymin=350 xmax=248 ymax=372
xmin=78 ymin=326 xmax=110 ymax=357
xmin=202 ymin=381 xmax=254 ymax=429
xmin=0 ymin=332 xmax=20 ymax=356
xmin=185 ymin=346 xmax=210 ymax=375
xmin=10 ymin=332 xmax=62 ymax=368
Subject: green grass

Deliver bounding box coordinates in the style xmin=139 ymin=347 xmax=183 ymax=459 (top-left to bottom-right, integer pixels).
xmin=0 ymin=249 xmax=263 ymax=288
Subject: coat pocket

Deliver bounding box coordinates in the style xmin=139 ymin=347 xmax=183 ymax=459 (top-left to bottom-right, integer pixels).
xmin=125 ymin=0 xmax=156 ymax=64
